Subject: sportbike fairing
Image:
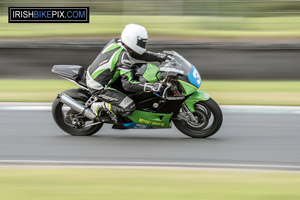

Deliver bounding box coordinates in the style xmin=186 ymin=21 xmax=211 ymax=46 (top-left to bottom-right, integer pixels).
xmin=160 ymin=51 xmax=201 ymax=95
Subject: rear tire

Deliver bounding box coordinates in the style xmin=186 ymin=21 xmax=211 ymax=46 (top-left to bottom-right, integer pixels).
xmin=52 ymin=90 xmax=103 ymax=136
xmin=173 ymin=98 xmax=223 ymax=138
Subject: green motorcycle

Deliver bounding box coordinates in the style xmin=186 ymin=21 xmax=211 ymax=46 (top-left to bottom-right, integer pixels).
xmin=52 ymin=51 xmax=223 ymax=138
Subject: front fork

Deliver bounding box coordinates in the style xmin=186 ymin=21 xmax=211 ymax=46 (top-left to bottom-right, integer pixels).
xmin=182 ymin=103 xmax=198 ymax=123
xmin=178 ymin=90 xmax=211 ymax=122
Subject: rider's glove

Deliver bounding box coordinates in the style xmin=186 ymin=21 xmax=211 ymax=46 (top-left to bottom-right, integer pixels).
xmin=143 ymin=82 xmax=163 ymax=93
xmin=157 ymin=53 xmax=169 ymax=62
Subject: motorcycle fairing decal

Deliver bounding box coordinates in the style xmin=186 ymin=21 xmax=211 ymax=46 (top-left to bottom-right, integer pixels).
xmin=128 ymin=110 xmax=172 ymax=128
xmin=187 ymin=66 xmax=201 ymax=88
xmin=123 ymin=123 xmax=150 ymax=129
xmin=184 ymin=90 xmax=210 ymax=112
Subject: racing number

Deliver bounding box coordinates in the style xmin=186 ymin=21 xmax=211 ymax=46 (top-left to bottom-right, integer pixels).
xmin=193 ymin=68 xmax=201 ymax=85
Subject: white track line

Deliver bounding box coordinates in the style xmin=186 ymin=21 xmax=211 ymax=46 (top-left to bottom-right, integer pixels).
xmin=0 ymin=102 xmax=52 ymax=106
xmin=1 ymin=103 xmax=300 ymax=114
xmin=0 ymin=106 xmax=51 ymax=111
xmin=0 ymin=102 xmax=52 ymax=111
xmin=222 ymin=105 xmax=300 ymax=110
xmin=0 ymin=160 xmax=299 ymax=170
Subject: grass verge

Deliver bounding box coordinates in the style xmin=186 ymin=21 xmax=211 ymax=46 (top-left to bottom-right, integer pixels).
xmin=1 ymin=15 xmax=300 ymax=39
xmin=0 ymin=168 xmax=300 ymax=200
xmin=0 ymin=80 xmax=300 ymax=105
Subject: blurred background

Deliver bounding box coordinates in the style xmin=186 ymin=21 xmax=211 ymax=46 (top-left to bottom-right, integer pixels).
xmin=1 ymin=2 xmax=300 ymax=200
xmin=0 ymin=0 xmax=299 ymax=103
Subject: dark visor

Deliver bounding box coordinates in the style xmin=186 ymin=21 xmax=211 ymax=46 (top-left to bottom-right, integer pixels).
xmin=137 ymin=37 xmax=147 ymax=48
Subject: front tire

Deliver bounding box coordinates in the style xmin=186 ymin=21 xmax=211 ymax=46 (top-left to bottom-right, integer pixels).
xmin=173 ymin=98 xmax=223 ymax=138
xmin=52 ymin=90 xmax=103 ymax=136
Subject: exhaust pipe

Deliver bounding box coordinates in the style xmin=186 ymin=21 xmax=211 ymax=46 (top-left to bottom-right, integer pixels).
xmin=59 ymin=93 xmax=97 ymax=120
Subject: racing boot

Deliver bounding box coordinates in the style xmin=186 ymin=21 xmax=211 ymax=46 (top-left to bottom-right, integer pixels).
xmin=91 ymin=102 xmax=118 ymax=123
xmin=91 ymin=102 xmax=110 ymax=116
xmin=91 ymin=101 xmax=134 ymax=119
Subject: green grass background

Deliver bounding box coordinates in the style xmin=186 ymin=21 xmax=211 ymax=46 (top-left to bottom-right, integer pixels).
xmin=1 ymin=15 xmax=300 ymax=39
xmin=0 ymin=80 xmax=299 ymax=105
xmin=0 ymin=168 xmax=300 ymax=200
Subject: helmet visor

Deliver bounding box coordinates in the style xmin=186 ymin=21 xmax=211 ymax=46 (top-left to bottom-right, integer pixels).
xmin=137 ymin=36 xmax=147 ymax=49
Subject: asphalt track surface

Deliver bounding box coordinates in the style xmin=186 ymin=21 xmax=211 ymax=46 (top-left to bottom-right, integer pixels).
xmin=0 ymin=106 xmax=300 ymax=170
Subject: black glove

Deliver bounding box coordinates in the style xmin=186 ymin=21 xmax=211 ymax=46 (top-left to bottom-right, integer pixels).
xmin=157 ymin=53 xmax=168 ymax=62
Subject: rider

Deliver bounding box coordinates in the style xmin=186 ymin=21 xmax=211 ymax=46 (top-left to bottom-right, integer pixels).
xmin=86 ymin=24 xmax=168 ymax=117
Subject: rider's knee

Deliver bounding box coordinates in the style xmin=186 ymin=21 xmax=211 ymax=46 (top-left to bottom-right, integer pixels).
xmin=122 ymin=103 xmax=136 ymax=117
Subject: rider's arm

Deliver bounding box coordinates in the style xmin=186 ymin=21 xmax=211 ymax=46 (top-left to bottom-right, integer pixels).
xmin=118 ymin=52 xmax=144 ymax=92
xmin=119 ymin=69 xmax=144 ymax=92
xmin=131 ymin=51 xmax=167 ymax=62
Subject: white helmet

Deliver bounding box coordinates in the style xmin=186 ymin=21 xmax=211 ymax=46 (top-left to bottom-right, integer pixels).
xmin=121 ymin=24 xmax=148 ymax=55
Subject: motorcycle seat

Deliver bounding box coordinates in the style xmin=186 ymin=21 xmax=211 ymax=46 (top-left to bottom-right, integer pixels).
xmin=52 ymin=65 xmax=87 ymax=87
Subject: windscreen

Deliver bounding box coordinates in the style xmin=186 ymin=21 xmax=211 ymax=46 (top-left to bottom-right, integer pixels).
xmin=161 ymin=51 xmax=193 ymax=75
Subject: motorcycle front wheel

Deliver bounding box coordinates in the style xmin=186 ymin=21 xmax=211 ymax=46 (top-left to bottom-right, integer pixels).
xmin=173 ymin=98 xmax=223 ymax=138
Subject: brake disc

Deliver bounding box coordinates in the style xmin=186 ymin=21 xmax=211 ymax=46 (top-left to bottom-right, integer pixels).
xmin=186 ymin=109 xmax=209 ymax=129
xmin=64 ymin=110 xmax=84 ymax=128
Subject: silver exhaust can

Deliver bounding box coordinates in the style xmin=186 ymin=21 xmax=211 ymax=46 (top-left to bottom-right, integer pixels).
xmin=59 ymin=93 xmax=96 ymax=120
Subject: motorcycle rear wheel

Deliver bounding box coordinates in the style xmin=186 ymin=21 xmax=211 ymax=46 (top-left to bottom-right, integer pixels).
xmin=173 ymin=98 xmax=223 ymax=138
xmin=52 ymin=91 xmax=103 ymax=136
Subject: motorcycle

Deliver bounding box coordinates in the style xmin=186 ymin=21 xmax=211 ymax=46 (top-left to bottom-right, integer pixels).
xmin=52 ymin=51 xmax=223 ymax=138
